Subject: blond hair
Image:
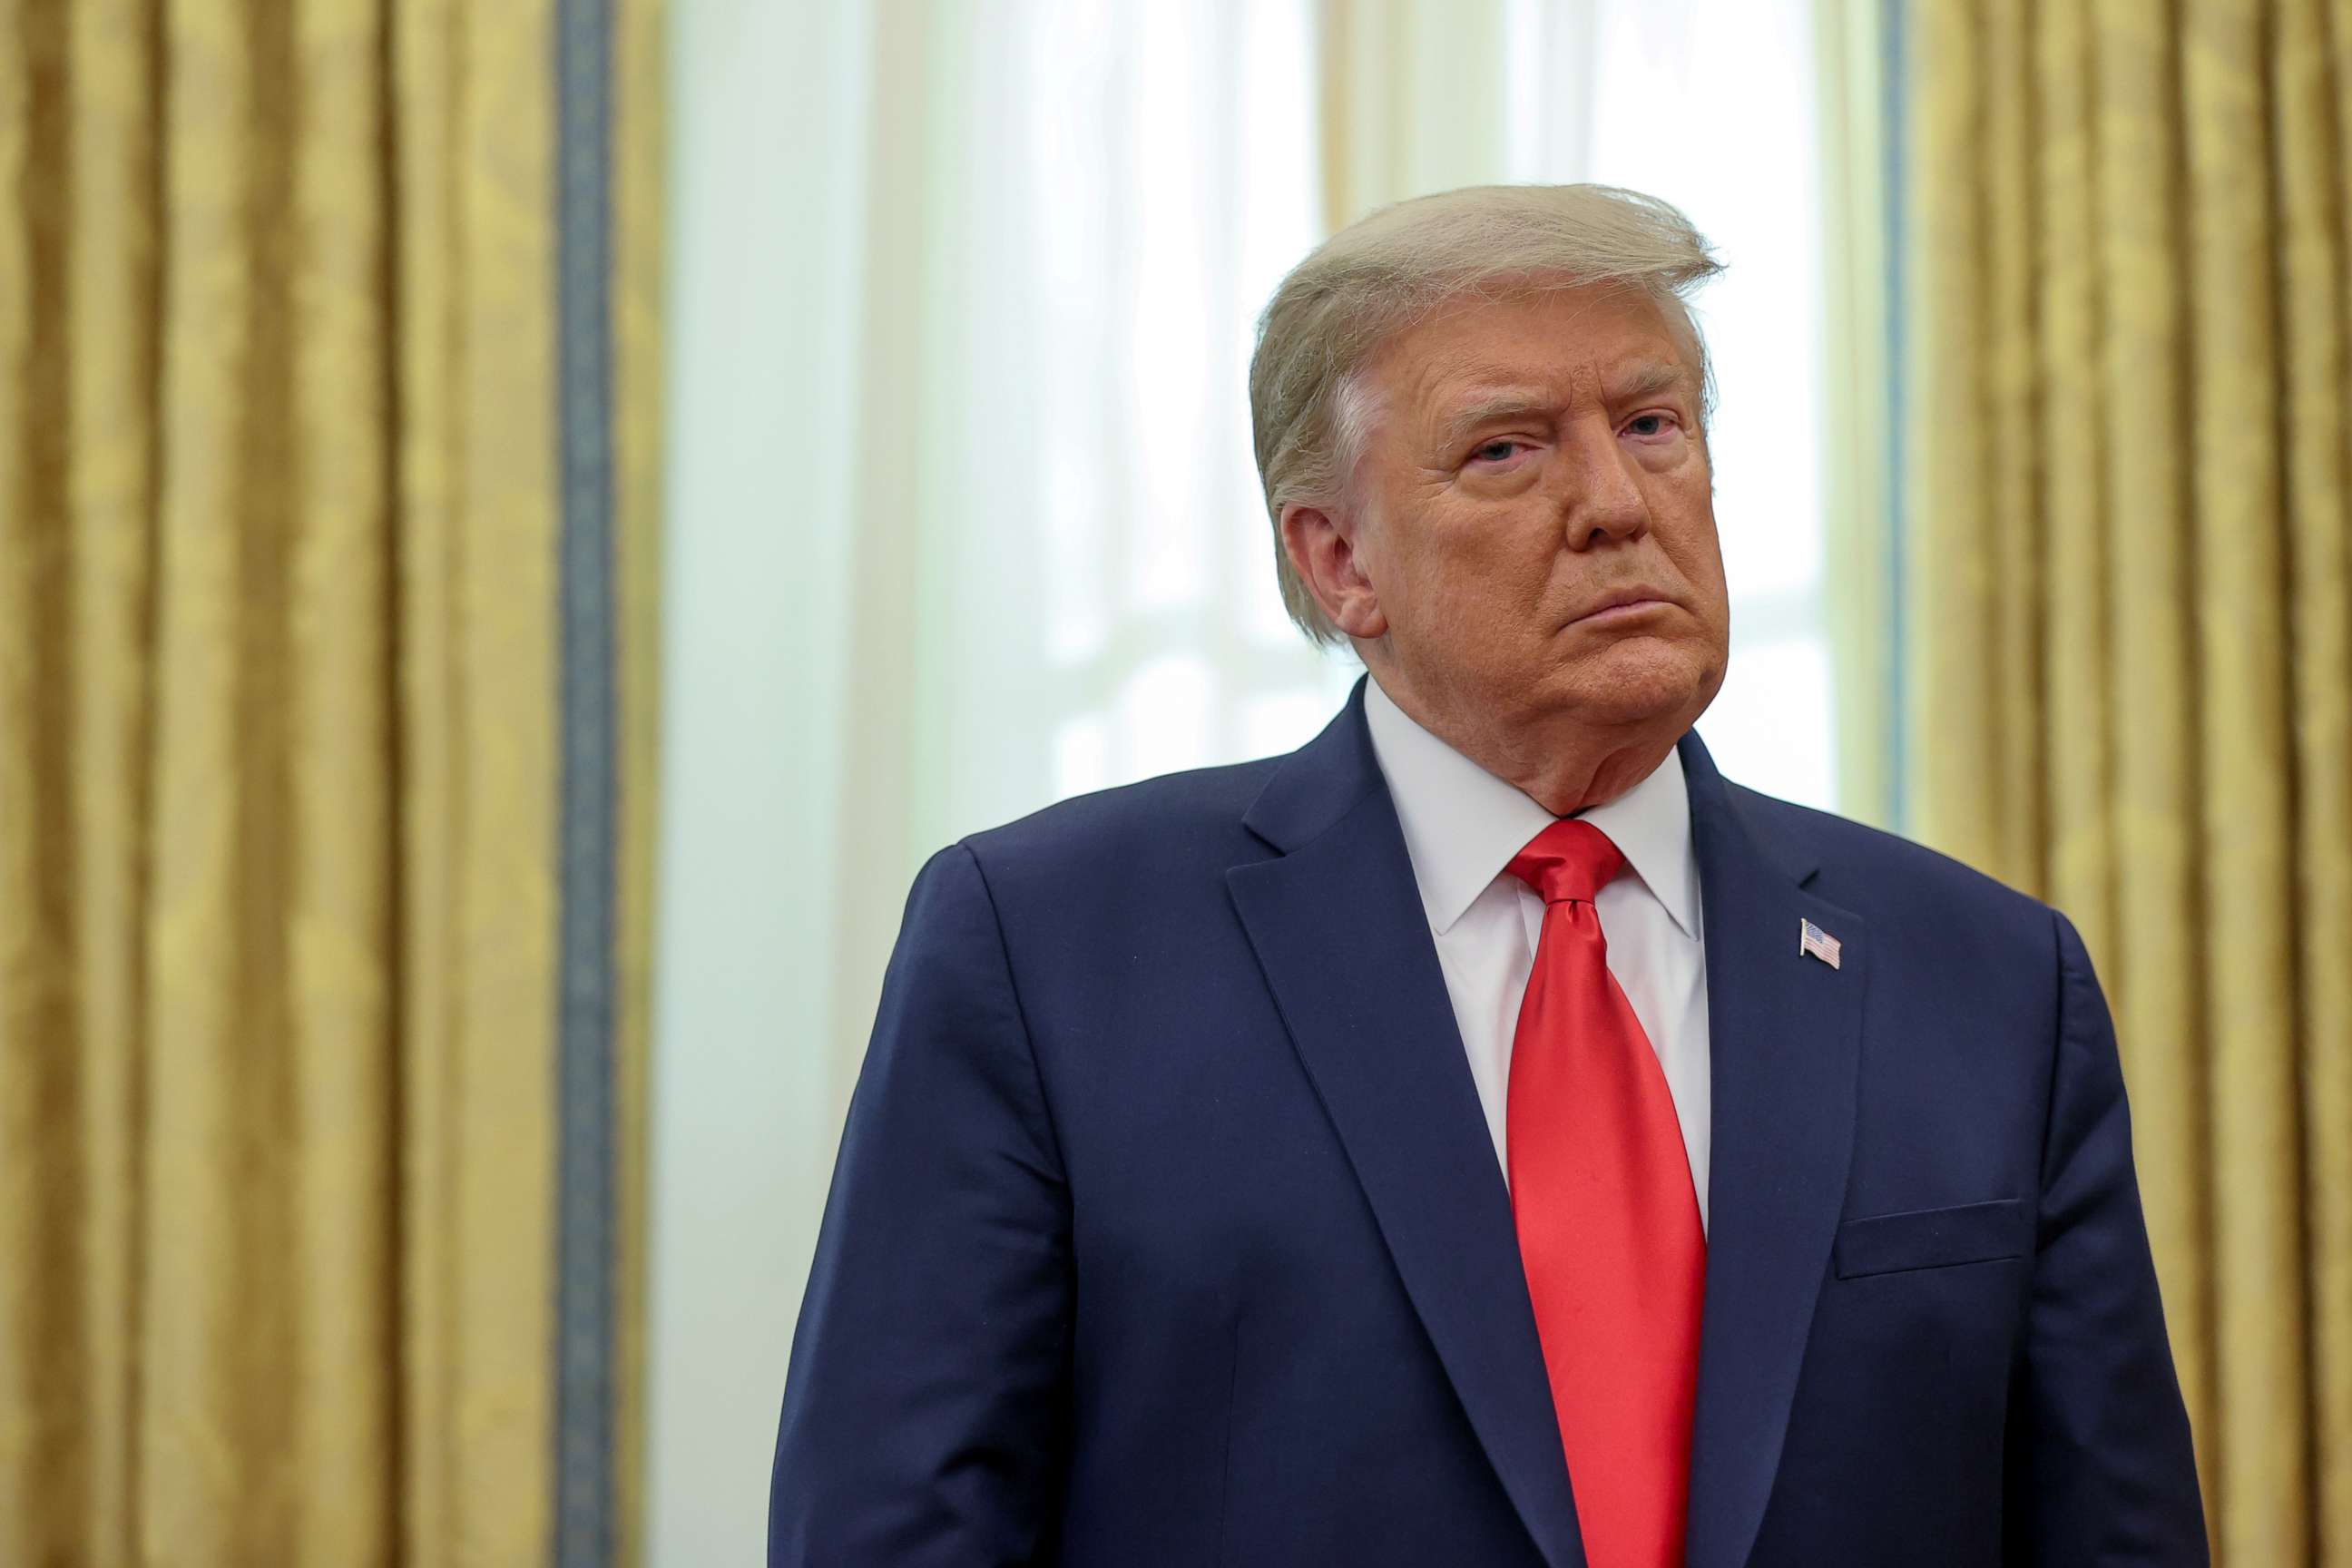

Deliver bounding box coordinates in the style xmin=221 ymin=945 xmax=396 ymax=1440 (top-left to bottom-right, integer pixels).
xmin=1248 ymin=183 xmax=1723 ymax=645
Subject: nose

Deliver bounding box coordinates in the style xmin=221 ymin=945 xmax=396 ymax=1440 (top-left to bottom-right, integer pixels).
xmin=1559 ymin=419 xmax=1651 ymax=550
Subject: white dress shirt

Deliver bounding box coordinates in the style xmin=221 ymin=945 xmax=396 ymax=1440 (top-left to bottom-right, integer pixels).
xmin=1362 ymin=677 xmax=1713 ymax=1230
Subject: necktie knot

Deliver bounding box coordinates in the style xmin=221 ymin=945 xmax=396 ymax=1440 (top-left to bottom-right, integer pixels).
xmin=1506 ymin=818 xmax=1625 ymax=906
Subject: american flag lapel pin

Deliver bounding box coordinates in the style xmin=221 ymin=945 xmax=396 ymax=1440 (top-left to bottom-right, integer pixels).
xmin=1798 ymin=918 xmax=1842 ymax=970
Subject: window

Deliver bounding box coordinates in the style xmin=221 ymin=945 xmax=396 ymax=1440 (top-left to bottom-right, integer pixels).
xmin=986 ymin=0 xmax=1840 ymax=816
xmin=652 ymin=7 xmax=1847 ymax=1558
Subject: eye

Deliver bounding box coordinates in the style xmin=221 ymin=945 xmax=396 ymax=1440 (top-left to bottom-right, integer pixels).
xmin=1469 ymin=438 xmax=1527 ymax=465
xmin=1623 ymin=412 xmax=1678 ymax=439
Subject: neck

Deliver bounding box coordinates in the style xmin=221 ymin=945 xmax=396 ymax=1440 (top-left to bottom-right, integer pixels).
xmin=1368 ymin=671 xmax=1681 ymax=818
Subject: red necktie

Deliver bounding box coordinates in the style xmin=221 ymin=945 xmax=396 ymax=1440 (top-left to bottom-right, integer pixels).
xmin=1504 ymin=819 xmax=1704 ymax=1568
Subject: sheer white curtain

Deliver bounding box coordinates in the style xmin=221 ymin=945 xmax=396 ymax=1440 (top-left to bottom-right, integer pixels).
xmin=650 ymin=4 xmax=1843 ymax=1560
xmin=924 ymin=0 xmax=1357 ymax=816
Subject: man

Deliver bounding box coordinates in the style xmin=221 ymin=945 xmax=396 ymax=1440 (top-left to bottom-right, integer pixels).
xmin=769 ymin=184 xmax=2206 ymax=1566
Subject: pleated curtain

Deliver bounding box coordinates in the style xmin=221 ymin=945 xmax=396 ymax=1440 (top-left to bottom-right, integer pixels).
xmin=1905 ymin=2 xmax=2352 ymax=1562
xmin=0 ymin=1 xmax=661 ymax=1563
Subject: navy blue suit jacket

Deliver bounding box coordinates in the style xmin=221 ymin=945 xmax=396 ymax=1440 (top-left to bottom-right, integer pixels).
xmin=770 ymin=680 xmax=2206 ymax=1566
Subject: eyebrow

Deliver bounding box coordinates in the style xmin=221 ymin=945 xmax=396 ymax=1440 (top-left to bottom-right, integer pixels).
xmin=1432 ymin=389 xmax=1558 ymax=452
xmin=1608 ymin=361 xmax=1695 ymax=406
xmin=1431 ymin=363 xmax=1696 ymax=451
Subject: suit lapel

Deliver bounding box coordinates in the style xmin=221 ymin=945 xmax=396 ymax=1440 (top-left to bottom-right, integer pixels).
xmin=1227 ymin=682 xmax=1590 ymax=1568
xmin=1676 ymin=733 xmax=1866 ymax=1568
xmin=1224 ymin=694 xmax=1863 ymax=1568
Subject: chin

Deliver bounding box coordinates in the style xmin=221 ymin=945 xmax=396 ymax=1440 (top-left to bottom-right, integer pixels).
xmin=1544 ymin=639 xmax=1719 ymax=729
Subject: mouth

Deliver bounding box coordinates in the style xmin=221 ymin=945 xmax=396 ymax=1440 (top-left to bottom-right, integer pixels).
xmin=1568 ymin=586 xmax=1678 ymax=629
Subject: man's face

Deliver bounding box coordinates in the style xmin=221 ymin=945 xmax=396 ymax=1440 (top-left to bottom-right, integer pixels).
xmin=1331 ymin=285 xmax=1730 ymax=742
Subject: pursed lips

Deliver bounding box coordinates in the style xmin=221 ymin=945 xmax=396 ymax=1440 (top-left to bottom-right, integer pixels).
xmin=1569 ymin=586 xmax=1676 ymax=627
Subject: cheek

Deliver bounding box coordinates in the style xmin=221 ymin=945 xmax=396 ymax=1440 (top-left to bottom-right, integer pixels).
xmin=1651 ymin=485 xmax=1728 ymax=596
xmin=1389 ymin=502 xmax=1527 ymax=600
xmin=1436 ymin=517 xmax=1562 ymax=631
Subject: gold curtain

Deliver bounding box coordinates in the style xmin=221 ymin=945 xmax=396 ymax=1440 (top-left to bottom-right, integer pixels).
xmin=0 ymin=0 xmax=660 ymax=1563
xmin=1906 ymin=1 xmax=2351 ymax=1562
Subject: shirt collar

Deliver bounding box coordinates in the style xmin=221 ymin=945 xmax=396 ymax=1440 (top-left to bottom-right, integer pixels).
xmin=1362 ymin=675 xmax=1700 ymax=941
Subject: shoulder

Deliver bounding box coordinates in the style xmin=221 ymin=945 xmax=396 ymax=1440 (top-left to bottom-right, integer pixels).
xmin=880 ymin=758 xmax=1284 ymax=1010
xmin=1726 ymin=783 xmax=2067 ymax=960
xmin=947 ymin=754 xmax=1285 ymax=913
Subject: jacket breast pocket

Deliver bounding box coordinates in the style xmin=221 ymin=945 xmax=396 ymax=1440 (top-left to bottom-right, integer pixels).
xmin=1833 ymin=1198 xmax=2029 ymax=1279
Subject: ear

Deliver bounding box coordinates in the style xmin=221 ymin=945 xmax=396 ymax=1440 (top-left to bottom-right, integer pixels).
xmin=1279 ymin=501 xmax=1387 ymax=641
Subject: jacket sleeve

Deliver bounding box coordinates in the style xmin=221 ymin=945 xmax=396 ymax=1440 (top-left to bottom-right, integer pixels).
xmin=2004 ymin=910 xmax=2209 ymax=1564
xmin=769 ymin=843 xmax=1073 ymax=1566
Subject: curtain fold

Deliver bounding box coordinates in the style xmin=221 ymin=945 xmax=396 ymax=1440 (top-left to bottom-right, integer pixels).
xmin=0 ymin=0 xmax=657 ymax=1562
xmin=1906 ymin=2 xmax=2352 ymax=1561
xmin=1316 ymin=0 xmax=1510 ymax=230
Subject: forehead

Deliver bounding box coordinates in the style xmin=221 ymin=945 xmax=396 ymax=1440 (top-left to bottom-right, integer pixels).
xmin=1366 ymin=286 xmax=1699 ymax=422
